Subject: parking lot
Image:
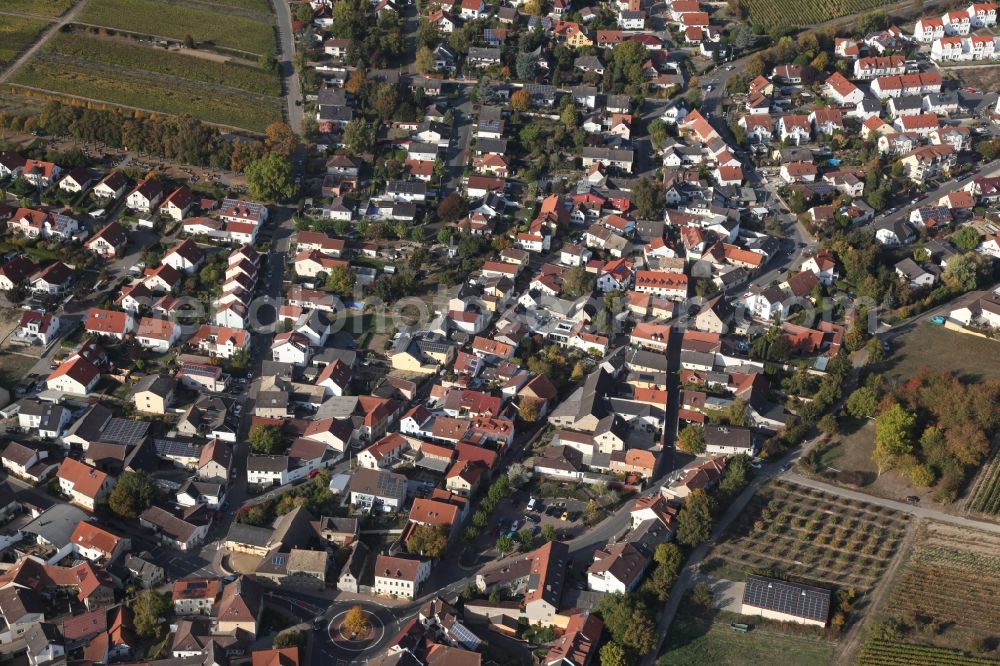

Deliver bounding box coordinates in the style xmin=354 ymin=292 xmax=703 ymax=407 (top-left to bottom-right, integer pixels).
xmin=482 ymin=490 xmax=592 ymax=553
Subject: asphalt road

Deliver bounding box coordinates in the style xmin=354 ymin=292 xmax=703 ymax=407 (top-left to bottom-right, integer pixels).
xmin=443 ymin=89 xmax=473 ymax=195
xmin=272 ymin=0 xmax=304 ymax=134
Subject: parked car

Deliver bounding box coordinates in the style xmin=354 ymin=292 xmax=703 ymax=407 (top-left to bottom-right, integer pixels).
xmin=905 ymin=495 xmax=920 ymax=503
xmin=560 ymin=511 xmax=569 ymax=521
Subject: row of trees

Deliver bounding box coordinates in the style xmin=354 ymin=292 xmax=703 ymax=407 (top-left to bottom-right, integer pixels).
xmin=1 ymin=102 xmax=265 ymax=171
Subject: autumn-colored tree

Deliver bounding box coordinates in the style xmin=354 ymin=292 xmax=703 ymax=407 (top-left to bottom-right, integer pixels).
xmin=519 ymin=397 xmax=543 ymax=423
xmin=343 ymin=606 xmax=370 ymax=636
xmin=264 ymin=122 xmax=297 ymax=156
xmin=945 ymin=422 xmax=989 ymax=466
xmin=436 ymin=192 xmax=466 ymax=224
xmin=345 ymin=69 xmax=366 ymax=94
xmin=676 ymin=425 xmax=705 ymax=455
xmin=510 ymin=88 xmax=531 ymax=112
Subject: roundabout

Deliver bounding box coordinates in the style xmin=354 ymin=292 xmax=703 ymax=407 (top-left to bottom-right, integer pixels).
xmin=327 ymin=606 xmax=385 ymax=652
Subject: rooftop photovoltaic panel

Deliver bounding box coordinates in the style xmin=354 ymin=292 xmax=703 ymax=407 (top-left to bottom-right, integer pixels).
xmin=742 ymin=575 xmax=830 ymax=623
xmin=102 ymin=418 xmax=150 ymax=446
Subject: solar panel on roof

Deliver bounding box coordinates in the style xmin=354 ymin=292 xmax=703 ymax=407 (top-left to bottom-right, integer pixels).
xmin=743 ymin=576 xmax=830 ymax=622
xmin=102 ymin=418 xmax=150 ymax=445
xmin=448 ymin=622 xmax=482 ymax=650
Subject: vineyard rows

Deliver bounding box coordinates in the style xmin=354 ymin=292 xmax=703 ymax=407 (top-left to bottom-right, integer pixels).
xmin=858 ymin=640 xmax=1000 ymax=666
xmin=744 ymin=0 xmax=896 ymax=28
xmin=911 ymin=546 xmax=1000 ymax=576
xmin=968 ymin=453 xmax=1000 ymax=515
xmin=887 ymin=562 xmax=1000 ymax=632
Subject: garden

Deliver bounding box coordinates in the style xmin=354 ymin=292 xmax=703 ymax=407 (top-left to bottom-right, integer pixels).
xmin=701 ymin=480 xmax=909 ymax=593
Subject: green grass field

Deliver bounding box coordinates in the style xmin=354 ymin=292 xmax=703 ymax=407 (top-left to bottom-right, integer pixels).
xmin=744 ymin=0 xmax=894 ymax=28
xmin=885 ymin=321 xmax=1000 ymax=383
xmin=0 ymin=16 xmax=50 ymax=67
xmin=12 ymin=55 xmax=281 ymax=131
xmin=1 ymin=0 xmax=74 ymax=17
xmin=46 ymin=32 xmax=280 ymax=96
xmin=660 ymin=612 xmax=835 ymax=666
xmin=78 ymin=0 xmax=275 ymax=55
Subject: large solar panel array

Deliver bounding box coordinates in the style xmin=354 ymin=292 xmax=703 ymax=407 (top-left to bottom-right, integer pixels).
xmin=742 ymin=575 xmax=830 ymax=622
xmin=102 ymin=418 xmax=150 ymax=446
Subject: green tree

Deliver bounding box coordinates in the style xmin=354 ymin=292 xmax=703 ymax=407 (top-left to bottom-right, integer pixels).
xmin=562 ymin=265 xmax=595 ymax=299
xmin=942 ymin=253 xmax=982 ymax=291
xmin=676 ymin=490 xmax=712 ymax=546
xmin=690 ymin=581 xmax=714 ymax=610
xmin=245 ymin=153 xmax=295 ymax=201
xmin=515 ymin=50 xmax=537 ymax=80
xmin=496 ymin=534 xmax=515 ymax=556
xmin=846 ymin=386 xmax=879 ymax=419
xmin=372 ymin=83 xmax=399 ymax=121
xmin=599 ymin=642 xmax=628 ymax=666
xmin=951 ymin=226 xmax=982 ymax=253
xmin=325 ymin=265 xmax=356 ymax=296
xmin=631 ymin=176 xmax=665 ymax=220
xmin=621 ymin=609 xmax=657 ymax=654
xmin=249 ymin=424 xmax=284 ymax=454
xmin=542 ymin=524 xmax=557 ymax=542
xmin=133 ymin=590 xmax=171 ymax=637
xmin=648 ymin=119 xmax=668 ymax=145
xmin=518 ymin=528 xmax=535 ymax=550
xmin=865 ymin=337 xmax=886 ymax=364
xmin=406 ymin=524 xmax=448 ymax=557
xmin=343 ymin=119 xmax=375 ymax=154
xmin=653 ymin=543 xmax=682 ymax=573
xmin=873 ymin=403 xmax=915 ymax=475
xmin=676 ymin=426 xmax=705 ymax=455
xmin=818 ymin=414 xmax=840 ymax=437
xmin=274 ymin=630 xmax=306 ymax=648
xmin=560 ymin=104 xmax=579 ymax=129
xmin=108 ymin=471 xmax=157 ymax=518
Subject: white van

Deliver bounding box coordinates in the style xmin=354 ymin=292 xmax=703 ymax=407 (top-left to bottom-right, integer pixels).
xmin=526 ymin=497 xmax=538 ymax=511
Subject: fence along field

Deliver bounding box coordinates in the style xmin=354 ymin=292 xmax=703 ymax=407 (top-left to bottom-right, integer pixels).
xmin=702 ymin=480 xmax=908 ymax=591
xmin=744 ymin=0 xmax=896 ymax=28
xmin=77 ymin=0 xmax=276 ymax=56
xmin=0 ymin=16 xmax=51 ymax=67
xmin=46 ymin=32 xmax=281 ymax=97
